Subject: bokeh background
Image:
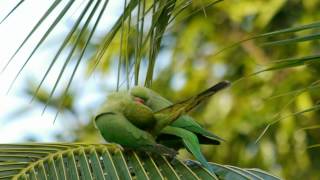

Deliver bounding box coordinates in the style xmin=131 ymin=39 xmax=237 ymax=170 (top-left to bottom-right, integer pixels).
xmin=0 ymin=0 xmax=320 ymax=179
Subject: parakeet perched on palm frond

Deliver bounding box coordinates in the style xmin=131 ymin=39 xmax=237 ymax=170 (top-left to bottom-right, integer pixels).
xmin=94 ymin=81 xmax=230 ymax=172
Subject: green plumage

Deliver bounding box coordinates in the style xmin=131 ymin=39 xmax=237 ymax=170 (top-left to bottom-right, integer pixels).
xmin=95 ymin=112 xmax=155 ymax=149
xmin=98 ymin=92 xmax=155 ymax=129
xmin=94 ymin=81 xmax=230 ymax=173
xmin=95 ymin=92 xmax=176 ymax=156
xmin=161 ymin=126 xmax=214 ymax=173
xmin=130 ymin=84 xmax=226 ymax=144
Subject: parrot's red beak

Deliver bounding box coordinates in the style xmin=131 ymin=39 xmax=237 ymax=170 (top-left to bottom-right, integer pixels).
xmin=134 ymin=97 xmax=145 ymax=104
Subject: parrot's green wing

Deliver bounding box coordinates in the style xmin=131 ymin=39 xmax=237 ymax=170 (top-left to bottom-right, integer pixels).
xmin=160 ymin=126 xmax=214 ymax=173
xmin=172 ymin=115 xmax=224 ymax=145
xmin=95 ymin=112 xmax=176 ymax=156
xmin=95 ymin=112 xmax=156 ymax=149
xmin=156 ymin=116 xmax=223 ymax=150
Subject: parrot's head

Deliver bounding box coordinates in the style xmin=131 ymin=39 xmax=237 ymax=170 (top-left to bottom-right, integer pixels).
xmin=130 ymin=86 xmax=151 ymax=104
xmin=95 ymin=90 xmax=155 ymax=129
xmin=130 ymin=86 xmax=171 ymax=111
xmin=106 ymin=90 xmax=150 ymax=109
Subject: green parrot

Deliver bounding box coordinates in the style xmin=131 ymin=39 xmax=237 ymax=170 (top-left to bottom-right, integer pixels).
xmin=130 ymin=81 xmax=230 ymax=136
xmin=130 ymin=81 xmax=230 ymax=173
xmin=94 ymin=91 xmax=176 ymax=156
xmin=94 ymin=81 xmax=230 ymax=172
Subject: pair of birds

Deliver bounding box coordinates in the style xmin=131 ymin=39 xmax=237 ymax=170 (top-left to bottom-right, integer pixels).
xmin=94 ymin=81 xmax=230 ymax=173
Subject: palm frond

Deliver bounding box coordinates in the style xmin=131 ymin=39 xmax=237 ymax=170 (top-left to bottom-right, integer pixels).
xmin=266 ymin=81 xmax=320 ymax=100
xmin=262 ymin=32 xmax=320 ymax=47
xmin=168 ymin=0 xmax=222 ymax=24
xmin=54 ymin=0 xmax=109 ymax=122
xmin=256 ymin=103 xmax=320 ymax=143
xmin=1 ymin=0 xmax=223 ymax=108
xmin=0 ymin=0 xmax=24 ymax=24
xmin=144 ymin=0 xmax=177 ymax=87
xmin=307 ymin=144 xmax=320 ymax=149
xmin=0 ymin=143 xmax=281 ymax=180
xmin=296 ymin=125 xmax=320 ymax=132
xmin=133 ymin=0 xmax=146 ymax=86
xmin=41 ymin=0 xmax=100 ymax=114
xmin=5 ymin=0 xmax=75 ymax=93
xmin=92 ymin=0 xmax=139 ymax=75
xmin=253 ymin=54 xmax=320 ymax=74
xmin=212 ymin=21 xmax=320 ymax=58
xmin=1 ymin=0 xmax=61 ymax=73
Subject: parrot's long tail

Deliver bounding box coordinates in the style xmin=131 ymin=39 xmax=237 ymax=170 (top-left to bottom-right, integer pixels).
xmin=153 ymin=81 xmax=230 ymax=134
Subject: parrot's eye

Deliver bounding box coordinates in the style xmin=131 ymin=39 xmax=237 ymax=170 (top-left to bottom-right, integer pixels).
xmin=133 ymin=97 xmax=145 ymax=104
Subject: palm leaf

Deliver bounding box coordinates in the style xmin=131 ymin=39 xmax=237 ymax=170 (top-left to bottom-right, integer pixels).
xmin=0 ymin=143 xmax=281 ymax=180
xmin=1 ymin=0 xmax=61 ymax=73
xmin=0 ymin=0 xmax=24 ymax=24
xmin=2 ymin=1 xmax=319 ymax=102
xmin=261 ymin=32 xmax=320 ymax=47
xmin=5 ymin=0 xmax=75 ymax=93
xmin=212 ymin=21 xmax=320 ymax=57
xmin=144 ymin=0 xmax=177 ymax=87
xmin=253 ymin=54 xmax=320 ymax=74
xmin=2 ymin=0 xmax=223 ymax=93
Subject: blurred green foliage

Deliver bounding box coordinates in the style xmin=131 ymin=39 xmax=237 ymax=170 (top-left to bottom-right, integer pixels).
xmin=6 ymin=0 xmax=320 ymax=179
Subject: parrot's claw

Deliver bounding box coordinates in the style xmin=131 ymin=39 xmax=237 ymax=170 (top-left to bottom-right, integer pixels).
xmin=166 ymin=150 xmax=178 ymax=159
xmin=184 ymin=160 xmax=201 ymax=167
xmin=154 ymin=144 xmax=178 ymax=158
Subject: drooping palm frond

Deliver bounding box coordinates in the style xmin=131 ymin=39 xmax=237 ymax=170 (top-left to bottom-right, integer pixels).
xmin=212 ymin=21 xmax=320 ymax=58
xmin=229 ymin=22 xmax=320 ymax=73
xmin=144 ymin=0 xmax=177 ymax=87
xmin=209 ymin=21 xmax=320 ymax=142
xmin=0 ymin=0 xmax=24 ymax=25
xmin=254 ymin=54 xmax=320 ymax=74
xmin=255 ymin=103 xmax=320 ymax=143
xmin=2 ymin=1 xmax=319 ymax=98
xmin=2 ymin=0 xmax=61 ymax=74
xmin=0 ymin=0 xmax=228 ymax=124
xmin=1 ymin=0 xmax=107 ymax=97
xmin=1 ymin=0 xmax=222 ymax=109
xmin=0 ymin=143 xmax=281 ymax=180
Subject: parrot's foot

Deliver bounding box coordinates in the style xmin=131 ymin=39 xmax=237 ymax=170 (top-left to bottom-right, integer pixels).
xmin=141 ymin=144 xmax=177 ymax=158
xmin=184 ymin=160 xmax=201 ymax=167
xmin=154 ymin=144 xmax=178 ymax=158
